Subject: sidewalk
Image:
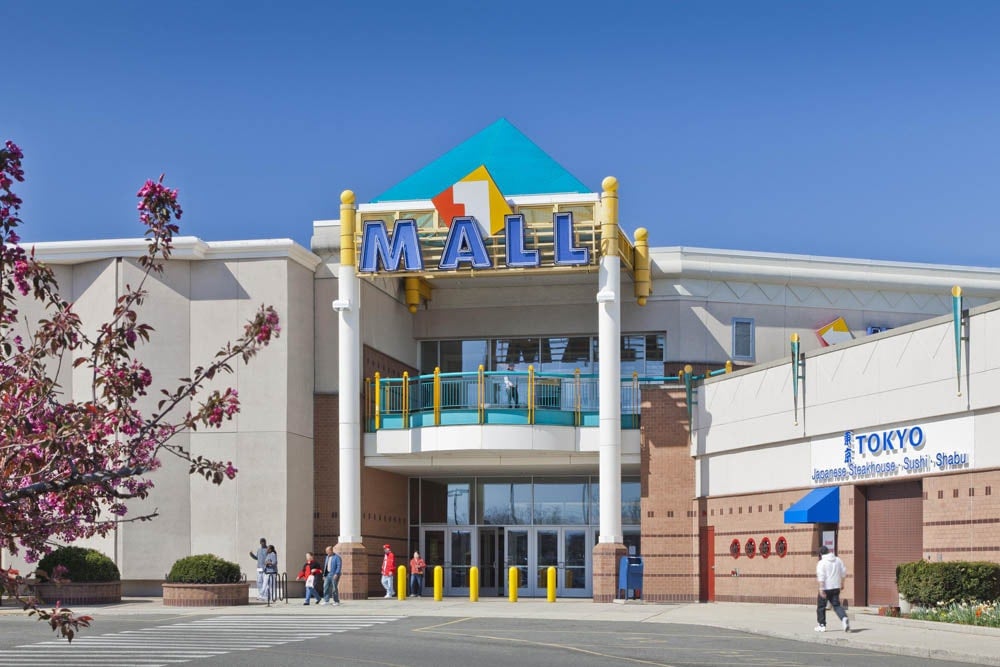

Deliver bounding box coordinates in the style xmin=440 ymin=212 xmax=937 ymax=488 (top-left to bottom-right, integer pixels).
xmin=5 ymin=596 xmax=1000 ymax=666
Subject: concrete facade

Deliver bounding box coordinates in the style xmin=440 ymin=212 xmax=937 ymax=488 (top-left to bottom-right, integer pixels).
xmin=7 ymin=226 xmax=1000 ymax=604
xmin=691 ymin=299 xmax=1000 ymax=605
xmin=5 ymin=239 xmax=320 ymax=595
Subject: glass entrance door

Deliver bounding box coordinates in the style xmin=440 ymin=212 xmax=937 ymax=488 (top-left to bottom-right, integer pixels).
xmin=424 ymin=529 xmax=444 ymax=595
xmin=449 ymin=529 xmax=472 ymax=595
xmin=535 ymin=527 xmax=592 ymax=598
xmin=421 ymin=527 xmax=472 ymax=596
xmin=502 ymin=527 xmax=592 ymax=598
xmin=478 ymin=528 xmax=501 ymax=597
xmin=562 ymin=528 xmax=588 ymax=596
xmin=427 ymin=526 xmax=592 ymax=598
xmin=505 ymin=528 xmax=531 ymax=597
xmin=536 ymin=529 xmax=558 ymax=593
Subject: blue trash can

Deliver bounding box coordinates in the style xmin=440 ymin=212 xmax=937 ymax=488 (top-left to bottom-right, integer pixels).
xmin=618 ymin=555 xmax=643 ymax=599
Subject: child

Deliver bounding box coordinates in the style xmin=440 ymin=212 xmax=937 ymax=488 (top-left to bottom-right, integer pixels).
xmin=305 ymin=571 xmax=320 ymax=603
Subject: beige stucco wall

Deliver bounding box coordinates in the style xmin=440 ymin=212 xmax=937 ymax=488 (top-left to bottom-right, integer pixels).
xmin=694 ymin=300 xmax=1000 ymax=497
xmin=2 ymin=240 xmax=318 ymax=590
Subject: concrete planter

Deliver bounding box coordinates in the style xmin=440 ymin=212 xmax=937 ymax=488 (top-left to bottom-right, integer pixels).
xmin=34 ymin=581 xmax=122 ymax=605
xmin=162 ymin=582 xmax=250 ymax=607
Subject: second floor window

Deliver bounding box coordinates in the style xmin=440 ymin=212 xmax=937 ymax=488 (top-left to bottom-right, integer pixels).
xmin=732 ymin=318 xmax=755 ymax=361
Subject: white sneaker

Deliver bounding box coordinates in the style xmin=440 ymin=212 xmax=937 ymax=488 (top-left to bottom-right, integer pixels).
xmin=814 ymin=625 xmax=826 ymax=632
xmin=383 ymin=594 xmax=392 ymax=598
xmin=319 ymin=600 xmax=328 ymax=606
xmin=332 ymin=602 xmax=340 ymax=606
xmin=842 ymin=617 xmax=850 ymax=632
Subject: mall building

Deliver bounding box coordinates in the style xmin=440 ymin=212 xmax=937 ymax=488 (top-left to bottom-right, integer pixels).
xmin=8 ymin=119 xmax=1000 ymax=605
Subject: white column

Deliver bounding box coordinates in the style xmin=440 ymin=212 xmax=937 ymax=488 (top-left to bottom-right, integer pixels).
xmin=337 ymin=193 xmax=362 ymax=544
xmin=597 ymin=185 xmax=622 ymax=545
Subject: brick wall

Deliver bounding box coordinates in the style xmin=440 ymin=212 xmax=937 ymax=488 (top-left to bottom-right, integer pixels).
xmin=314 ymin=394 xmax=340 ymax=549
xmin=701 ymin=490 xmax=829 ymax=604
xmin=640 ymin=386 xmax=835 ymax=604
xmin=922 ymin=470 xmax=1000 ymax=562
xmin=640 ymin=387 xmax=699 ymax=601
xmin=313 ymin=346 xmax=416 ymax=596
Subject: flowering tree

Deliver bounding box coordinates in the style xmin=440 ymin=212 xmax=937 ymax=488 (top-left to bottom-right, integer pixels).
xmin=0 ymin=140 xmax=281 ymax=640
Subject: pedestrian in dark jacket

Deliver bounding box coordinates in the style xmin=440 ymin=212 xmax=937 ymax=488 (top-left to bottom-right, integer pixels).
xmin=297 ymin=552 xmax=322 ymax=605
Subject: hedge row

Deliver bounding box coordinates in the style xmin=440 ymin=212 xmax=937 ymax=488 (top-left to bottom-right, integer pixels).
xmin=37 ymin=546 xmax=120 ymax=583
xmin=166 ymin=554 xmax=242 ymax=583
xmin=897 ymin=560 xmax=1000 ymax=606
xmin=34 ymin=548 xmax=244 ymax=585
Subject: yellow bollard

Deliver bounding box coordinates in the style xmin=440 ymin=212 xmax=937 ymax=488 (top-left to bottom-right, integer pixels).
xmin=434 ymin=565 xmax=443 ymax=601
xmin=397 ymin=564 xmax=406 ymax=600
xmin=470 ymin=566 xmax=479 ymax=602
xmin=508 ymin=566 xmax=519 ymax=602
xmin=547 ymin=566 xmax=556 ymax=602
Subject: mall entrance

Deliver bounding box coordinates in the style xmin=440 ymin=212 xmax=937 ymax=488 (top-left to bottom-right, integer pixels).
xmin=420 ymin=525 xmax=595 ymax=597
xmin=411 ymin=475 xmax=640 ymax=598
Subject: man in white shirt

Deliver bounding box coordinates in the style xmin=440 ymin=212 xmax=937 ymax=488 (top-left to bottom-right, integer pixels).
xmin=249 ymin=537 xmax=267 ymax=600
xmin=504 ymin=364 xmax=518 ymax=407
xmin=815 ymin=545 xmax=850 ymax=632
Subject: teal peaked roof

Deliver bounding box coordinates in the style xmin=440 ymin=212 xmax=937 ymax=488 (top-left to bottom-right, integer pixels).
xmin=372 ymin=119 xmax=590 ymax=202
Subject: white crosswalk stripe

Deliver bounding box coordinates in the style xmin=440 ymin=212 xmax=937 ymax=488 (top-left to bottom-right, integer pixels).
xmin=0 ymin=614 xmax=402 ymax=666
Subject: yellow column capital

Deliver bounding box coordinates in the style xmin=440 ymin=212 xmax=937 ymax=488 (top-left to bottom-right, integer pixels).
xmin=633 ymin=226 xmax=650 ymax=306
xmin=340 ymin=189 xmax=357 ymax=267
xmin=600 ymin=176 xmax=619 ymax=257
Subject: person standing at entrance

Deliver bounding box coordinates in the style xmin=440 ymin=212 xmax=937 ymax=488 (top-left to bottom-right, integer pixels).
xmin=321 ymin=545 xmax=342 ymax=606
xmin=409 ymin=550 xmax=426 ymax=597
xmin=249 ymin=537 xmax=267 ymax=600
xmin=381 ymin=544 xmax=396 ymax=598
xmin=815 ymin=545 xmax=849 ymax=632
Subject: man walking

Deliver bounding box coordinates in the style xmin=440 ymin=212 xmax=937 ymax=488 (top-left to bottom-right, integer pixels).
xmin=815 ymin=545 xmax=850 ymax=632
xmin=249 ymin=537 xmax=267 ymax=600
xmin=381 ymin=544 xmax=396 ymax=598
xmin=320 ymin=545 xmax=342 ymax=606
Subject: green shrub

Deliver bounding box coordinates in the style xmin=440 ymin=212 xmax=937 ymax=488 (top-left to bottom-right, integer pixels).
xmin=897 ymin=561 xmax=1000 ymax=606
xmin=36 ymin=546 xmax=120 ymax=583
xmin=166 ymin=554 xmax=242 ymax=584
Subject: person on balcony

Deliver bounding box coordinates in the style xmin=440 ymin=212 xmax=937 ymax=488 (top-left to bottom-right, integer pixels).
xmin=504 ymin=364 xmax=519 ymax=407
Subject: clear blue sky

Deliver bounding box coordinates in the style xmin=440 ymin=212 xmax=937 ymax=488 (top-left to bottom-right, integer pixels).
xmin=5 ymin=1 xmax=1000 ymax=267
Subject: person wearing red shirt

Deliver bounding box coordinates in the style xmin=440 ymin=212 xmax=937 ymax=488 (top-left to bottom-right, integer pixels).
xmin=296 ymin=552 xmax=322 ymax=605
xmin=380 ymin=544 xmax=395 ymax=598
xmin=409 ymin=550 xmax=427 ymax=597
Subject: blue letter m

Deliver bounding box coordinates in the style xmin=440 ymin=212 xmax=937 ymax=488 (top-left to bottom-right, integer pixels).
xmin=358 ymin=219 xmax=424 ymax=272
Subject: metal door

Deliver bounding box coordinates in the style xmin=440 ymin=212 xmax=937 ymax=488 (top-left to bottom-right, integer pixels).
xmin=699 ymin=525 xmax=715 ymax=602
xmin=505 ymin=528 xmax=532 ymax=596
xmin=534 ymin=527 xmax=592 ymax=598
xmin=421 ymin=527 xmax=472 ymax=596
xmin=478 ymin=527 xmax=501 ymax=597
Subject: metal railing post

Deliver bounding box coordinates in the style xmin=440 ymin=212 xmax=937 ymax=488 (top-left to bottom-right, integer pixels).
xmin=374 ymin=372 xmax=381 ymax=430
xmin=402 ymin=372 xmax=410 ymax=428
xmin=433 ymin=367 xmax=441 ymax=425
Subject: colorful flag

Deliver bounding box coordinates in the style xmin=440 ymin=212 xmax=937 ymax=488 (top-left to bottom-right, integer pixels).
xmin=816 ymin=316 xmax=854 ymax=347
xmin=432 ymin=165 xmax=512 ymax=236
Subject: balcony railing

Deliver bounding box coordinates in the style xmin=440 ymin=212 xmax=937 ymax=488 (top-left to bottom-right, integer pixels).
xmin=362 ymin=364 xmax=731 ymax=432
